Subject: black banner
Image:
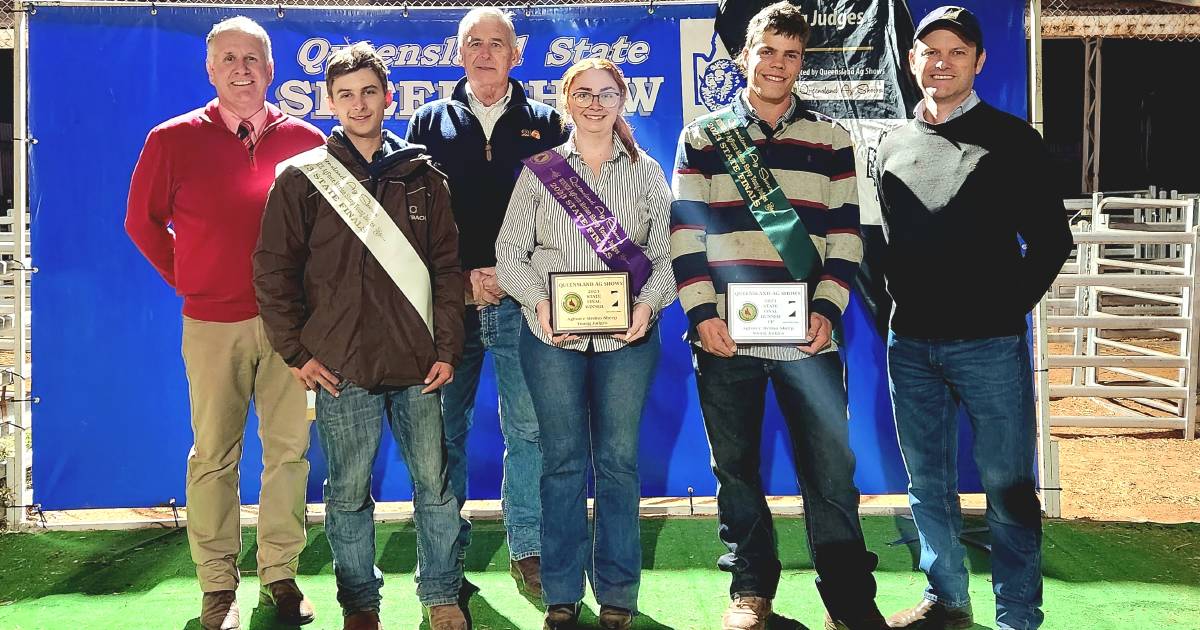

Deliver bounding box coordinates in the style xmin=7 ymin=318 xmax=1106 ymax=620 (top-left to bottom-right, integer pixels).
xmin=718 ymin=0 xmax=920 ymax=120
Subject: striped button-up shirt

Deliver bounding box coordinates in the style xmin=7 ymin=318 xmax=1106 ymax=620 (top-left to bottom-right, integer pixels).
xmin=496 ymin=133 xmax=677 ymax=352
xmin=670 ymin=91 xmax=862 ymax=361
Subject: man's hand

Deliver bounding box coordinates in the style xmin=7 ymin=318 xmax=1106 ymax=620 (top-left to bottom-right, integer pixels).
xmin=467 ymin=267 xmax=504 ymax=306
xmin=463 ymin=269 xmax=478 ymax=305
xmin=697 ymin=317 xmax=737 ymax=357
xmin=613 ymin=303 xmax=654 ymax=343
xmin=536 ymin=299 xmax=580 ymax=345
xmin=290 ymin=357 xmax=340 ymax=397
xmin=422 ymin=361 xmax=454 ymax=394
xmin=797 ymin=312 xmax=832 ymax=354
xmin=480 ymin=268 xmax=507 ymax=300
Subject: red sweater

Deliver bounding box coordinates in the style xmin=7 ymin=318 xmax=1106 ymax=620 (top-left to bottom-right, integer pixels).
xmin=126 ymin=99 xmax=325 ymax=322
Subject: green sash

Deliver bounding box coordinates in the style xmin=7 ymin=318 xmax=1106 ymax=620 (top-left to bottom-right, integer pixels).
xmin=701 ymin=108 xmax=821 ymax=280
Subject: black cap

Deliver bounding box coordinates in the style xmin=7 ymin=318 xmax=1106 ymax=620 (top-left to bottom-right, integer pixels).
xmin=915 ymin=6 xmax=984 ymax=51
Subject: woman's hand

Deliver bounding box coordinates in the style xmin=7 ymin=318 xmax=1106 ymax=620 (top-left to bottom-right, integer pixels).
xmin=536 ymin=299 xmax=580 ymax=345
xmin=613 ymin=303 xmax=653 ymax=343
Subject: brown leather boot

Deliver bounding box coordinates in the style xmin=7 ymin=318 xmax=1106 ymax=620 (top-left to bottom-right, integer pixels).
xmin=598 ymin=605 xmax=634 ymax=630
xmin=543 ymin=603 xmax=581 ymax=630
xmin=427 ymin=603 xmax=468 ymax=630
xmin=887 ymin=600 xmax=974 ymax=629
xmin=722 ymin=595 xmax=771 ymax=630
xmin=343 ymin=610 xmax=382 ymax=630
xmin=259 ymin=578 xmax=315 ymax=625
xmin=826 ymin=609 xmax=890 ymax=630
xmin=510 ymin=556 xmax=543 ymax=598
xmin=200 ymin=590 xmax=240 ymax=630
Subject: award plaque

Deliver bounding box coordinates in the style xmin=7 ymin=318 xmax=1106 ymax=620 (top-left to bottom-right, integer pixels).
xmin=549 ymin=271 xmax=632 ymax=334
xmin=726 ymin=282 xmax=809 ymax=344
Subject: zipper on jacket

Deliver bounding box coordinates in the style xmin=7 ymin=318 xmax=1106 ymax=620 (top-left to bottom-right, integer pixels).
xmin=451 ymin=97 xmax=526 ymax=163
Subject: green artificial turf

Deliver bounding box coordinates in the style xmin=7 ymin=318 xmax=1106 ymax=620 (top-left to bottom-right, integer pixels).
xmin=1 ymin=517 xmax=1197 ymax=629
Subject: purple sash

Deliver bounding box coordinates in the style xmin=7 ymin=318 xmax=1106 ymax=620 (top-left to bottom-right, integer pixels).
xmin=522 ymin=149 xmax=653 ymax=294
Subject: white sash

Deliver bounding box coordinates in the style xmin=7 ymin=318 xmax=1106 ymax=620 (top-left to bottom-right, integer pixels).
xmin=281 ymin=147 xmax=434 ymax=339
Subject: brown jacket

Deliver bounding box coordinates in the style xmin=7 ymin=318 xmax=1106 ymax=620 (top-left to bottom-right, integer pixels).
xmin=254 ymin=130 xmax=463 ymax=391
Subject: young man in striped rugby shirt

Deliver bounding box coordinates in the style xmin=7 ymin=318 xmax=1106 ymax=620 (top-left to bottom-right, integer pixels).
xmin=669 ymin=3 xmax=886 ymax=630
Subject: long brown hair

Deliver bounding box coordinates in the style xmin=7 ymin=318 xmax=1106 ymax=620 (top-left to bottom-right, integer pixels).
xmin=560 ymin=58 xmax=640 ymax=163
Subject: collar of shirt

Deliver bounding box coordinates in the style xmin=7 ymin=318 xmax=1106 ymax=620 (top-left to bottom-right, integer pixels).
xmin=561 ymin=131 xmax=629 ymax=165
xmin=735 ymin=88 xmax=798 ymax=129
xmin=466 ymin=82 xmax=513 ymax=115
xmin=914 ymin=90 xmax=980 ymax=124
xmin=216 ymin=101 xmax=269 ymax=140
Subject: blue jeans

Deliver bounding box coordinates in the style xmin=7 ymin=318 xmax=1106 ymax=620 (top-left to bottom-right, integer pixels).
xmin=520 ymin=325 xmax=661 ymax=612
xmin=887 ymin=333 xmax=1044 ymax=630
xmin=315 ymin=383 xmax=461 ymax=612
xmin=441 ymin=298 xmax=542 ymax=560
xmin=693 ymin=350 xmax=879 ymax=620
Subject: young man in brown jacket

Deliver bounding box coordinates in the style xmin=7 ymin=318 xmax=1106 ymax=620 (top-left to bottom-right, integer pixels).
xmin=253 ymin=43 xmax=466 ymax=630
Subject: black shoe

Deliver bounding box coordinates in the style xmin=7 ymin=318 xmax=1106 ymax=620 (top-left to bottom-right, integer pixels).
xmin=543 ymin=602 xmax=581 ymax=630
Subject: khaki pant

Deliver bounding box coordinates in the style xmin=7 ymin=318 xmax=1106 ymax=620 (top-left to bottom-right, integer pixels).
xmin=181 ymin=315 xmax=311 ymax=592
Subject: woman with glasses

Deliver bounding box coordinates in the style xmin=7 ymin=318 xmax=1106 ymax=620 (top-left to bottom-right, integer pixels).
xmin=495 ymin=58 xmax=676 ymax=630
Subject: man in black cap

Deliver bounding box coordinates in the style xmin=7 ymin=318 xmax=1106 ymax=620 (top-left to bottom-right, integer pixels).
xmin=875 ymin=6 xmax=1071 ymax=630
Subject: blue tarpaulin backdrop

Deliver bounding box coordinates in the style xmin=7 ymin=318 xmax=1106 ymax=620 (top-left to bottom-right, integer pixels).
xmin=29 ymin=1 xmax=1027 ymax=510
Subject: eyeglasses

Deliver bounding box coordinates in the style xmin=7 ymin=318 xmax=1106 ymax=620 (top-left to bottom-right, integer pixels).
xmin=569 ymin=91 xmax=622 ymax=108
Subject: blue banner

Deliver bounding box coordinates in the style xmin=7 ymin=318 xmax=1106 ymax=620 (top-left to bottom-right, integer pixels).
xmin=29 ymin=1 xmax=1026 ymax=509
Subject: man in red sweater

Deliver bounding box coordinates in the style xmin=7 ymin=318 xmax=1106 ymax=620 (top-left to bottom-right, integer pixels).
xmin=125 ymin=17 xmax=324 ymax=630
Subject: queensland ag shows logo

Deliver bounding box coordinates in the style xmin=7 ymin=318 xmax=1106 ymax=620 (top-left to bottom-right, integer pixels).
xmin=562 ymin=293 xmax=584 ymax=314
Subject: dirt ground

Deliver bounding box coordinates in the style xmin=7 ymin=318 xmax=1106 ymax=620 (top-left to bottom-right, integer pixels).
xmin=1047 ymin=340 xmax=1200 ymax=523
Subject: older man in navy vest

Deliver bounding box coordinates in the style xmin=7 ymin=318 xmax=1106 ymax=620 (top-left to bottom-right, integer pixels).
xmin=405 ymin=7 xmax=567 ymax=601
